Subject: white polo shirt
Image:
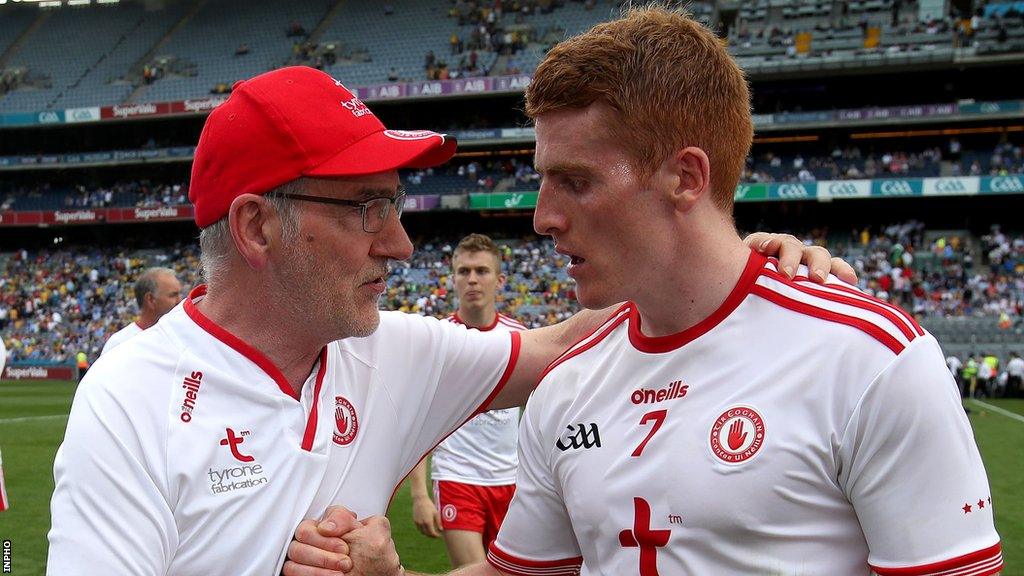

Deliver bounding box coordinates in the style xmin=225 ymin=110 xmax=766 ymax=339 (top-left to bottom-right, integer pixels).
xmin=430 ymin=312 xmax=525 ymax=486
xmin=100 ymin=321 xmax=144 ymax=356
xmin=48 ymin=286 xmax=519 ymax=576
xmin=490 ymin=252 xmax=1001 ymax=576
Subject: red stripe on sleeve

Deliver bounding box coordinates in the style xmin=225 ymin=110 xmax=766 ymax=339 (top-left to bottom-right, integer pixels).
xmin=487 ymin=543 xmax=582 ymax=576
xmin=751 ymin=285 xmax=906 ymax=354
xmin=870 ymin=542 xmax=1002 ymax=576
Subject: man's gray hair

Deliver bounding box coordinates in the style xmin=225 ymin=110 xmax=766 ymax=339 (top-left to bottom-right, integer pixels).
xmin=198 ymin=179 xmax=303 ymax=285
xmin=135 ymin=267 xmax=178 ymax=309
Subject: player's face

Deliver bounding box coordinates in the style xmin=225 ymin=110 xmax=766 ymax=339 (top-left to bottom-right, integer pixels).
xmin=452 ymin=250 xmax=504 ymax=314
xmin=277 ymin=172 xmax=413 ymax=339
xmin=533 ymin=103 xmax=676 ymax=309
xmin=153 ymin=273 xmax=183 ymax=317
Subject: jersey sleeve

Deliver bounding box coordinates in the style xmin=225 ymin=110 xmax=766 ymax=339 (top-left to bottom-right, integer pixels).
xmin=837 ymin=335 xmax=1002 ymax=576
xmin=46 ymin=374 xmax=176 ymax=575
xmin=376 ymin=312 xmax=520 ymax=476
xmin=488 ymin=393 xmax=582 ymax=575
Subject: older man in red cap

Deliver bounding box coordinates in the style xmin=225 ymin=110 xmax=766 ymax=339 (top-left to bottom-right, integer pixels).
xmin=47 ymin=66 xmax=847 ymax=576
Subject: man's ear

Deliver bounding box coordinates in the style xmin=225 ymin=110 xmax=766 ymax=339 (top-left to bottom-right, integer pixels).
xmin=667 ymin=146 xmax=711 ymax=213
xmin=227 ymin=194 xmax=278 ymax=270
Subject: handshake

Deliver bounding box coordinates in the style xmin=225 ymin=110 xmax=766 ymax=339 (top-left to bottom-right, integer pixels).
xmin=284 ymin=506 xmax=404 ymax=576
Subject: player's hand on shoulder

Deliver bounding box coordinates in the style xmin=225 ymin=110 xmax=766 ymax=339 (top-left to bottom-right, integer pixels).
xmin=412 ymin=495 xmax=443 ymax=538
xmin=744 ymin=231 xmax=858 ymax=284
xmin=284 ymin=505 xmax=358 ymax=576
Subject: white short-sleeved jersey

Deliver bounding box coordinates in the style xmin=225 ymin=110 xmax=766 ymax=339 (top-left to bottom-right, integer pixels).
xmin=100 ymin=321 xmax=144 ymax=356
xmin=430 ymin=312 xmax=525 ymax=485
xmin=0 ymin=337 xmax=7 ymax=376
xmin=490 ymin=252 xmax=1001 ymax=576
xmin=48 ymin=285 xmax=519 ymax=576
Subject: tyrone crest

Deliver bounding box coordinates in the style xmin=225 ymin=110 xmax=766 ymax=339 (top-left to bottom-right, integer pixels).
xmin=333 ymin=396 xmax=359 ymax=446
xmin=709 ymin=405 xmax=766 ymax=465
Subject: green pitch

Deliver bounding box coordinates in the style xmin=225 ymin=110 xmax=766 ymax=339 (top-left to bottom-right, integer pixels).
xmin=1 ymin=380 xmax=1021 ymax=575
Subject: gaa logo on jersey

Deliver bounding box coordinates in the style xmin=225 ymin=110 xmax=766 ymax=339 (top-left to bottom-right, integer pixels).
xmin=333 ymin=396 xmax=359 ymax=446
xmin=709 ymin=405 xmax=766 ymax=465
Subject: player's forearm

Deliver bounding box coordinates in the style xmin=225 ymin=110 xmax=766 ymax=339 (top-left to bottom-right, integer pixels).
xmin=409 ymin=457 xmax=431 ymax=500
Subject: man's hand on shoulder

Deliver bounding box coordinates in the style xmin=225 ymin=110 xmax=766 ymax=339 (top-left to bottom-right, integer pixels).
xmin=744 ymin=231 xmax=858 ymax=284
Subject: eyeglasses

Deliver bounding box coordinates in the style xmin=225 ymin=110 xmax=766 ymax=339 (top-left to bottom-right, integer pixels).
xmin=273 ymin=186 xmax=407 ymax=233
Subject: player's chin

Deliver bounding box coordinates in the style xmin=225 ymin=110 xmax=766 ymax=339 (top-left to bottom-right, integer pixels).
xmin=348 ymin=309 xmax=381 ymax=338
xmin=574 ymin=284 xmax=620 ymax=310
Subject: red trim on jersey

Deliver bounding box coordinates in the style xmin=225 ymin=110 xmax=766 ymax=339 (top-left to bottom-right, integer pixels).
xmin=751 ymin=284 xmax=905 ymax=354
xmin=537 ymin=303 xmax=632 ymax=383
xmin=812 ymin=279 xmax=925 ymax=336
xmin=498 ymin=314 xmax=527 ymax=330
xmin=300 ymin=347 xmax=329 ymax=451
xmin=183 ymin=285 xmax=300 ymax=401
xmin=385 ymin=331 xmax=522 ymax=512
xmin=628 ymin=250 xmax=765 ymax=353
xmin=759 ymin=268 xmax=917 ymax=342
xmin=472 ymin=331 xmax=521 ymax=417
xmin=452 ymin=311 xmax=500 ymax=331
xmin=487 ymin=543 xmax=583 ymax=576
xmin=870 ymin=542 xmax=1003 ymax=576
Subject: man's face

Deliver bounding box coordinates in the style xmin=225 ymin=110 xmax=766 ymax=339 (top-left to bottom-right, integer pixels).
xmin=151 ymin=273 xmax=183 ymax=318
xmin=274 ymin=172 xmax=413 ymax=340
xmin=533 ymin=103 xmax=676 ymax=309
xmin=452 ymin=250 xmax=504 ymax=314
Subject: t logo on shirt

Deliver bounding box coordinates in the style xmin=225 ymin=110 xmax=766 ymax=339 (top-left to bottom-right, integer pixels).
xmin=220 ymin=427 xmax=254 ymax=462
xmin=619 ymin=497 xmax=671 ymax=576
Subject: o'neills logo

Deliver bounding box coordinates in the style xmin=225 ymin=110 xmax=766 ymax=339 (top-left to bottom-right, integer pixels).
xmin=333 ymin=396 xmax=358 ymax=445
xmin=709 ymin=405 xmax=766 ymax=465
xmin=631 ymin=380 xmax=689 ymax=405
xmin=111 ymin=103 xmax=157 ymax=118
xmin=179 ymin=371 xmax=203 ymax=422
xmin=54 ymin=210 xmax=97 ymax=224
xmin=5 ymin=366 xmax=49 ymax=379
xmin=183 ymin=97 xmax=225 ymax=113
xmin=134 ymin=207 xmax=179 ymax=220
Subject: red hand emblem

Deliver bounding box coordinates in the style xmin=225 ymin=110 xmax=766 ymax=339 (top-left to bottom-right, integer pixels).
xmin=336 ymin=407 xmax=349 ymax=434
xmin=727 ymin=419 xmax=747 ymax=450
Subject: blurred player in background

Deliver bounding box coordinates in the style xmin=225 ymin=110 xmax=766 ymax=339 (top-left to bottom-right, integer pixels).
xmin=292 ymin=7 xmax=1001 ymax=576
xmin=409 ymin=234 xmax=525 ymax=567
xmin=100 ymin=267 xmax=183 ymax=355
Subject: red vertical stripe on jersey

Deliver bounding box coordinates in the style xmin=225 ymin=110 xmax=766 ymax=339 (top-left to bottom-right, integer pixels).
xmin=869 ymin=542 xmax=1002 ymax=576
xmin=759 ymin=268 xmax=916 ymax=341
xmin=751 ymin=285 xmax=906 ymax=354
xmin=183 ymin=285 xmax=300 ymax=401
xmin=300 ymin=347 xmax=330 ymax=452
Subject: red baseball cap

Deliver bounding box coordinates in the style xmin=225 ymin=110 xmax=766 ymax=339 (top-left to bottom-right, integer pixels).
xmin=189 ymin=66 xmax=457 ymax=228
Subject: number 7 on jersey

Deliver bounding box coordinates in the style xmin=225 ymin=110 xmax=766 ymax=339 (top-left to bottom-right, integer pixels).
xmin=631 ymin=409 xmax=667 ymax=457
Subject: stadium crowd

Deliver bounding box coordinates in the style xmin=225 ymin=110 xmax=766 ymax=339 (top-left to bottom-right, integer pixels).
xmin=1 ymin=222 xmax=1021 ymax=368
xmin=3 ymin=138 xmax=1020 ymax=212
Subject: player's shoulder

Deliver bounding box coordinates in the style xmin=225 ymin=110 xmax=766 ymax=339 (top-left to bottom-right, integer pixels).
xmin=531 ymin=303 xmax=632 ymax=404
xmin=496 ymin=313 xmax=527 ymax=332
xmin=87 ymin=309 xmax=190 ymax=395
xmin=750 ymin=257 xmax=926 ymax=359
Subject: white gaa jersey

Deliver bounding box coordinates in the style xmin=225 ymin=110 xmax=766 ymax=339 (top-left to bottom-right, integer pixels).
xmin=100 ymin=321 xmax=144 ymax=356
xmin=48 ymin=285 xmax=519 ymax=576
xmin=431 ymin=312 xmax=525 ymax=485
xmin=490 ymin=253 xmax=1001 ymax=576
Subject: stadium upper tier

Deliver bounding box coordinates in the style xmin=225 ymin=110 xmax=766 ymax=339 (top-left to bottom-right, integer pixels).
xmin=1 ymin=0 xmax=1022 ymax=113
xmin=2 ymin=139 xmax=1021 ymax=211
xmin=1 ymin=223 xmax=1021 ymax=366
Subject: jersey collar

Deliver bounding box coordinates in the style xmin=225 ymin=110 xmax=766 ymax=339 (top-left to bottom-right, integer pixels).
xmin=183 ymin=284 xmax=319 ymax=401
xmin=627 ymin=250 xmax=765 ymax=353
